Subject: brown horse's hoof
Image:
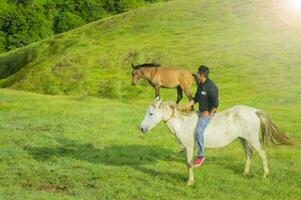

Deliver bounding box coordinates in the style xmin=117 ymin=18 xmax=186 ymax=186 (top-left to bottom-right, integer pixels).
xmin=187 ymin=179 xmax=194 ymax=186
xmin=243 ymin=171 xmax=249 ymax=176
xmin=263 ymin=173 xmax=269 ymax=178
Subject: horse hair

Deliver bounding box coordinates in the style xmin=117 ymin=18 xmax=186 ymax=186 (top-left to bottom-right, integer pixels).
xmin=134 ymin=63 xmax=161 ymax=69
xmin=163 ymin=101 xmax=197 ymax=116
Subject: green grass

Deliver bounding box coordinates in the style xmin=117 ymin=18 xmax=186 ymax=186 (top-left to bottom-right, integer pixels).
xmin=0 ymin=89 xmax=300 ymax=200
xmin=0 ymin=0 xmax=301 ymax=199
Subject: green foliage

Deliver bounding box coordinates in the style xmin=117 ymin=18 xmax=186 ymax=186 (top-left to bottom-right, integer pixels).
xmin=104 ymin=0 xmax=142 ymax=13
xmin=54 ymin=12 xmax=86 ymax=33
xmin=0 ymin=0 xmax=164 ymax=52
xmin=1 ymin=5 xmax=52 ymax=51
xmin=0 ymin=31 xmax=5 ymax=53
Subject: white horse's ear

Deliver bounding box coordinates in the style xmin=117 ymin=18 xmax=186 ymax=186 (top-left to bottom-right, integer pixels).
xmin=152 ymin=97 xmax=163 ymax=108
xmin=158 ymin=98 xmax=163 ymax=108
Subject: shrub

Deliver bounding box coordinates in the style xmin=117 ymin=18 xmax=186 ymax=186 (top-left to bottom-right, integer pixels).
xmin=1 ymin=5 xmax=52 ymax=51
xmin=53 ymin=12 xmax=86 ymax=33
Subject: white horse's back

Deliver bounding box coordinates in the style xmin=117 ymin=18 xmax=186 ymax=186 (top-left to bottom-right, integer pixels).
xmin=205 ymin=105 xmax=260 ymax=148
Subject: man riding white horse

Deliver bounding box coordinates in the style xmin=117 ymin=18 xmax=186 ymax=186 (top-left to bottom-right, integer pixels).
xmin=181 ymin=65 xmax=219 ymax=167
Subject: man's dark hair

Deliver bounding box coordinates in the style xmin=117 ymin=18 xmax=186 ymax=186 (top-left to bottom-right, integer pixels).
xmin=198 ymin=65 xmax=209 ymax=78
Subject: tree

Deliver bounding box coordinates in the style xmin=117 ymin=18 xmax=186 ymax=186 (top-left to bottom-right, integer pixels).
xmin=1 ymin=5 xmax=52 ymax=51
xmin=53 ymin=11 xmax=86 ymax=34
xmin=0 ymin=31 xmax=6 ymax=53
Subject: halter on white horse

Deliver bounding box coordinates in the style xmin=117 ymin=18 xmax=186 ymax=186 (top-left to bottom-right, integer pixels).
xmin=139 ymin=98 xmax=293 ymax=185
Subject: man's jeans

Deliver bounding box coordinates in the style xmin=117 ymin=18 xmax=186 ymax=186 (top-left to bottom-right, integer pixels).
xmin=196 ymin=115 xmax=213 ymax=157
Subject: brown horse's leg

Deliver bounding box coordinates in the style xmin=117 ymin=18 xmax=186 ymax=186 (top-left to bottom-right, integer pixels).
xmin=154 ymin=85 xmax=160 ymax=98
xmin=176 ymin=86 xmax=183 ymax=104
xmin=183 ymin=88 xmax=194 ymax=110
xmin=188 ymin=94 xmax=194 ymax=110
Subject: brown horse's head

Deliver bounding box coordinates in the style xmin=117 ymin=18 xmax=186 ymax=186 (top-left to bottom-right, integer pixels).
xmin=131 ymin=63 xmax=160 ymax=86
xmin=131 ymin=64 xmax=141 ymax=86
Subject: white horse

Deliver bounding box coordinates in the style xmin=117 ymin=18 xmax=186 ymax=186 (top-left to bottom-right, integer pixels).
xmin=139 ymin=98 xmax=293 ymax=185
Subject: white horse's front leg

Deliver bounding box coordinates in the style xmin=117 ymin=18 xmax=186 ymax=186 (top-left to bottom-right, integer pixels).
xmin=185 ymin=146 xmax=194 ymax=185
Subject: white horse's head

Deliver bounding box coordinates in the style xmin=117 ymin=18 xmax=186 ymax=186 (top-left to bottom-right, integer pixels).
xmin=139 ymin=97 xmax=171 ymax=133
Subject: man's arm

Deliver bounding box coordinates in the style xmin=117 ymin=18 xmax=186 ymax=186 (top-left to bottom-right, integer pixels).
xmin=208 ymin=85 xmax=219 ymax=116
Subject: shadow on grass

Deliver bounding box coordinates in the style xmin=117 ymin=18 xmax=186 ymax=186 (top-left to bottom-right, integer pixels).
xmin=25 ymin=136 xmax=186 ymax=183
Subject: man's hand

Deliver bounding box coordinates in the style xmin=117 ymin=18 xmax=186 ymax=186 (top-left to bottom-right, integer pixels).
xmin=201 ymin=111 xmax=210 ymax=117
xmin=210 ymin=107 xmax=217 ymax=116
xmin=179 ymin=100 xmax=195 ymax=111
xmin=201 ymin=108 xmax=216 ymax=117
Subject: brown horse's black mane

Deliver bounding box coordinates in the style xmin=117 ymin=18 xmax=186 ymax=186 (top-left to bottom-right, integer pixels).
xmin=133 ymin=63 xmax=161 ymax=69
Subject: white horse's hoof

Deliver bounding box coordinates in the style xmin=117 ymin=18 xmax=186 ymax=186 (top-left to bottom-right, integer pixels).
xmin=177 ymin=149 xmax=185 ymax=154
xmin=243 ymin=171 xmax=249 ymax=176
xmin=263 ymin=173 xmax=269 ymax=178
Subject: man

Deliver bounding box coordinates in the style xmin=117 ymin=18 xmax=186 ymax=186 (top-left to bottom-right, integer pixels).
xmin=181 ymin=65 xmax=219 ymax=167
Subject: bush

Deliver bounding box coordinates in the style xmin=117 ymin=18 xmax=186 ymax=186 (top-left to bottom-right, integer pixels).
xmin=54 ymin=12 xmax=86 ymax=33
xmin=1 ymin=6 xmax=52 ymax=51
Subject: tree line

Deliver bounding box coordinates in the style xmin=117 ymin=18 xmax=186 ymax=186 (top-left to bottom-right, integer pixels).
xmin=0 ymin=0 xmax=164 ymax=53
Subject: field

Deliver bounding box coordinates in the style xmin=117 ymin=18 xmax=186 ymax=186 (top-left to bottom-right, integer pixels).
xmin=0 ymin=89 xmax=300 ymax=200
xmin=0 ymin=0 xmax=301 ymax=199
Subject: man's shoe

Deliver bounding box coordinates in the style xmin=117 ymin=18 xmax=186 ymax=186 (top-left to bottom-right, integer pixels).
xmin=193 ymin=156 xmax=205 ymax=167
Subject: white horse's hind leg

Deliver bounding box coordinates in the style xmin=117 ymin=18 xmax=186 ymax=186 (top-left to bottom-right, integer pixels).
xmin=185 ymin=146 xmax=194 ymax=185
xmin=239 ymin=138 xmax=253 ymax=176
xmin=249 ymin=141 xmax=269 ymax=178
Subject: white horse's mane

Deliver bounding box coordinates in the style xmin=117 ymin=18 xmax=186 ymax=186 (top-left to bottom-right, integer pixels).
xmin=162 ymin=101 xmax=197 ymax=117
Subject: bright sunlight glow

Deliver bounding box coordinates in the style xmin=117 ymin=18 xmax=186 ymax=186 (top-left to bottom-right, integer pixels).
xmin=288 ymin=0 xmax=301 ymax=11
xmin=273 ymin=0 xmax=301 ymax=26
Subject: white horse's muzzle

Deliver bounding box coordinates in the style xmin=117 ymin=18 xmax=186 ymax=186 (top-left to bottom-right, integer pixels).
xmin=139 ymin=125 xmax=148 ymax=133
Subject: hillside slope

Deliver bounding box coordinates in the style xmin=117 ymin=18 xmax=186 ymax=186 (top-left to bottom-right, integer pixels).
xmin=0 ymin=0 xmax=301 ymax=104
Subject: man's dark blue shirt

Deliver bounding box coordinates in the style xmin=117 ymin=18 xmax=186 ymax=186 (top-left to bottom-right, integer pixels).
xmin=193 ymin=79 xmax=219 ymax=112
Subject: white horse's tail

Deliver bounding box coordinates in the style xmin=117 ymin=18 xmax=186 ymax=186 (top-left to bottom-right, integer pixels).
xmin=256 ymin=110 xmax=294 ymax=146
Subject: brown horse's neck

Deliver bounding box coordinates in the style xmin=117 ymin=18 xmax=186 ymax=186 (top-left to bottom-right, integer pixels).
xmin=139 ymin=67 xmax=157 ymax=81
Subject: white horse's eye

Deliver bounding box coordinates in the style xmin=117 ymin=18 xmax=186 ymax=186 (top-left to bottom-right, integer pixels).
xmin=149 ymin=113 xmax=153 ymax=116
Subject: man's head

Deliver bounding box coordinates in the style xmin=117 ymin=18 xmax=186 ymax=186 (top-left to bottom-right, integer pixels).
xmin=197 ymin=65 xmax=209 ymax=84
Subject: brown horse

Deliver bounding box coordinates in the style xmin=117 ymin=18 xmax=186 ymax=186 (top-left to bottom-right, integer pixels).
xmin=131 ymin=63 xmax=196 ymax=103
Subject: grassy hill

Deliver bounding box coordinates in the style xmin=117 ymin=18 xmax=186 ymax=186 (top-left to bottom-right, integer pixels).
xmin=0 ymin=0 xmax=301 ymax=199
xmin=0 ymin=0 xmax=300 ymax=103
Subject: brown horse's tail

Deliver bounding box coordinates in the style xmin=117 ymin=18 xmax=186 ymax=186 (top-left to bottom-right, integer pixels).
xmin=192 ymin=73 xmax=200 ymax=85
xmin=256 ymin=110 xmax=294 ymax=146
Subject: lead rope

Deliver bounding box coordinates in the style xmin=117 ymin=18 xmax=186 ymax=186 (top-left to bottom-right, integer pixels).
xmin=163 ymin=108 xmax=175 ymax=123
